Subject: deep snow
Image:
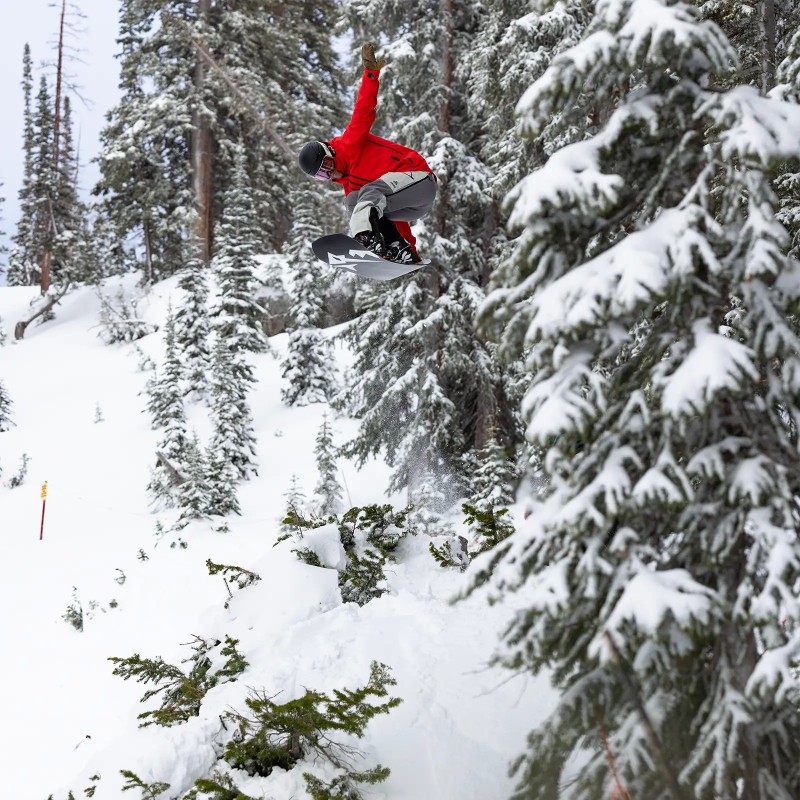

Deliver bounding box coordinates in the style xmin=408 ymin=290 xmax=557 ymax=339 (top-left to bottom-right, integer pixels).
xmin=0 ymin=276 xmax=554 ymax=800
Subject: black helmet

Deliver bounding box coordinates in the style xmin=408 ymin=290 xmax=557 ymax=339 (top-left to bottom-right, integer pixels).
xmin=299 ymin=141 xmax=336 ymax=180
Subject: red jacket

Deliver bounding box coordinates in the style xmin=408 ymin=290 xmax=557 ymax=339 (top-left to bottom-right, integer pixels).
xmin=330 ymin=68 xmax=432 ymax=248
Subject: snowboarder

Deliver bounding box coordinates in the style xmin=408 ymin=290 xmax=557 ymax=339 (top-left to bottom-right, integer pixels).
xmin=298 ymin=42 xmax=437 ymax=264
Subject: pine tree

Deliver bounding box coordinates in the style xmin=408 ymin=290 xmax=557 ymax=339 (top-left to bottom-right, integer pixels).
xmin=211 ymin=143 xmax=267 ymax=355
xmin=147 ymin=307 xmax=189 ymax=506
xmin=313 ymin=414 xmax=343 ymax=514
xmin=478 ymin=2 xmax=800 ymax=798
xmin=776 ymin=19 xmax=800 ymax=257
xmin=97 ymin=0 xmax=344 ymax=278
xmin=177 ymin=432 xmax=210 ymax=522
xmin=208 ymin=334 xmax=258 ymax=482
xmin=51 ymin=96 xmax=94 ymax=285
xmin=281 ymin=189 xmax=335 ymax=407
xmin=337 ymin=4 xmax=521 ymax=502
xmin=0 ymin=381 xmax=13 ymax=432
xmin=204 ymin=443 xmax=241 ymax=518
xmin=29 ymin=76 xmax=57 ymax=287
xmin=7 ymin=44 xmax=38 ymax=287
xmin=175 ymin=254 xmax=212 ymax=397
xmin=699 ymin=0 xmax=800 ymax=93
xmin=95 ymin=0 xmax=196 ymax=279
xmin=281 ymin=473 xmax=307 ymax=535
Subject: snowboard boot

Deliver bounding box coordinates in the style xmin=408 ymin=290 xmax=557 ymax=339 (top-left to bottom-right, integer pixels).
xmin=354 ymin=230 xmax=385 ymax=257
xmin=384 ymin=239 xmax=414 ymax=264
xmin=377 ymin=215 xmax=414 ymax=264
xmin=354 ymin=208 xmax=387 ymax=257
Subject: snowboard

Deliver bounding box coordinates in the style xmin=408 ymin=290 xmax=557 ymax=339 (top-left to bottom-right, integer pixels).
xmin=312 ymin=233 xmax=430 ymax=281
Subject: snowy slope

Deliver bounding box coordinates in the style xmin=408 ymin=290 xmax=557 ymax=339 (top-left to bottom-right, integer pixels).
xmin=0 ymin=278 xmax=553 ymax=800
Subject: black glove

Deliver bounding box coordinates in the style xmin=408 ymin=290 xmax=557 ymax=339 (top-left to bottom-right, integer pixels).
xmin=362 ymin=42 xmax=386 ymax=71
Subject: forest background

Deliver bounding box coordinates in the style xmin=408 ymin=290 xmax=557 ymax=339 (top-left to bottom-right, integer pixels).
xmin=3 ymin=1 xmax=800 ymax=799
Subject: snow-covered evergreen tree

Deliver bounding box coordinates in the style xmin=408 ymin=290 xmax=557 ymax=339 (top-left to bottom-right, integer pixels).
xmin=776 ymin=23 xmax=800 ymax=258
xmin=204 ymin=441 xmax=241 ymax=518
xmin=478 ymin=2 xmax=800 ymax=798
xmin=147 ymin=307 xmax=189 ymax=507
xmin=7 ymin=44 xmax=39 ymax=287
xmin=97 ymin=0 xmax=344 ymax=279
xmin=281 ymin=190 xmax=335 ymax=407
xmin=211 ymin=144 xmax=267 ymax=356
xmin=281 ymin=472 xmax=308 ymax=532
xmin=337 ymin=5 xmax=523 ymax=501
xmin=700 ymin=0 xmax=800 ymax=92
xmin=177 ymin=432 xmax=210 ymax=523
xmin=51 ymin=96 xmax=95 ymax=285
xmin=469 ymin=0 xmax=589 ymax=198
xmin=0 ymin=381 xmax=13 ymax=432
xmin=208 ymin=334 xmax=258 ymax=482
xmin=313 ymin=413 xmax=343 ymax=515
xmin=174 ymin=254 xmax=211 ymax=397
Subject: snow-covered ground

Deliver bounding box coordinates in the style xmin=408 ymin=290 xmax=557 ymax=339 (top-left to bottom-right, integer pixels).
xmin=0 ymin=278 xmax=553 ymax=799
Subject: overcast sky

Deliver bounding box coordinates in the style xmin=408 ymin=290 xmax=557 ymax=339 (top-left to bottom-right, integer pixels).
xmin=0 ymin=0 xmax=120 ymax=254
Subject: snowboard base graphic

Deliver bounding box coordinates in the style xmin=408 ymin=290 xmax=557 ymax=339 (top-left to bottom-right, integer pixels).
xmin=312 ymin=234 xmax=429 ymax=281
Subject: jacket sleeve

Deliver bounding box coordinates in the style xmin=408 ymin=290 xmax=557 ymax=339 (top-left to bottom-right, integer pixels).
xmin=339 ymin=69 xmax=380 ymax=154
xmin=395 ymin=221 xmax=416 ymax=250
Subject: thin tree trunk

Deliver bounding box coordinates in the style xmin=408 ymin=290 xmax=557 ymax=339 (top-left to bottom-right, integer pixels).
xmin=40 ymin=0 xmax=67 ymax=294
xmin=15 ymin=280 xmax=71 ymax=340
xmin=192 ymin=0 xmax=214 ymax=265
xmin=143 ymin=215 xmax=154 ymax=284
xmin=762 ymin=0 xmax=777 ymax=93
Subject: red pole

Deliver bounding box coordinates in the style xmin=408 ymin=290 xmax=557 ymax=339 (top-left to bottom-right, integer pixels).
xmin=39 ymin=481 xmax=48 ymax=540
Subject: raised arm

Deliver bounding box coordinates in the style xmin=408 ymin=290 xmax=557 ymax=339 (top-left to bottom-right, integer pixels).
xmin=340 ymin=43 xmax=386 ymax=152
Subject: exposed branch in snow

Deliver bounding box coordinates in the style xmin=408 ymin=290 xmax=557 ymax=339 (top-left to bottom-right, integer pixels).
xmin=14 ymin=280 xmax=72 ymax=340
xmin=155 ymin=450 xmax=188 ymax=487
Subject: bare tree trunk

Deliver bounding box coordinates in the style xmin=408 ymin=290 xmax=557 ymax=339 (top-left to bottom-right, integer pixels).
xmin=15 ymin=281 xmax=71 ymax=340
xmin=143 ymin=215 xmax=154 ymax=284
xmin=761 ymin=0 xmax=777 ymax=94
xmin=192 ymin=0 xmax=214 ymax=265
xmin=40 ymin=0 xmax=68 ymax=295
xmin=439 ymin=0 xmax=454 ymax=135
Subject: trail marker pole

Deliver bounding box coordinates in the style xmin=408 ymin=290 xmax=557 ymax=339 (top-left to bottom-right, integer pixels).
xmin=39 ymin=481 xmax=48 ymax=540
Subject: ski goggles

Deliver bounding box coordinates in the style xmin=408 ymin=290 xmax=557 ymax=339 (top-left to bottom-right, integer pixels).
xmin=314 ymin=144 xmax=337 ymax=181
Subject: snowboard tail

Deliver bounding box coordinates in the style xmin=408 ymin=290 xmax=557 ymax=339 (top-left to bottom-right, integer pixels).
xmin=312 ymin=234 xmax=430 ymax=282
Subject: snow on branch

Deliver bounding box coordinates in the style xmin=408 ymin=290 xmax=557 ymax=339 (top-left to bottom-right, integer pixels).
xmin=658 ymin=320 xmax=758 ymax=417
xmin=705 ymin=86 xmax=800 ymax=165
xmin=516 ymin=0 xmax=735 ymax=135
xmin=522 ymin=207 xmax=716 ymax=342
xmin=593 ymin=562 xmax=719 ymax=655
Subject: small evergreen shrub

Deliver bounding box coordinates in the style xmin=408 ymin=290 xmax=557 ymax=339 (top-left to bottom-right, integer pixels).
xmin=120 ymin=770 xmax=170 ymax=798
xmin=295 ymin=547 xmax=323 ymax=567
xmin=201 ymin=661 xmax=400 ymax=799
xmin=184 ymin=771 xmax=256 ymax=799
xmin=463 ymin=502 xmax=514 ymax=557
xmin=339 ymin=549 xmax=387 ymax=606
xmin=7 ymin=453 xmax=30 ymax=488
xmin=304 ymin=767 xmax=391 ymax=800
xmin=63 ymin=591 xmax=83 ymax=631
xmin=109 ymin=635 xmax=248 ymax=727
xmin=206 ymin=559 xmax=260 ymax=607
xmin=428 ymin=537 xmax=469 ymax=571
xmin=282 ymin=506 xmax=331 ymax=536
xmin=340 ymin=504 xmax=413 ymax=555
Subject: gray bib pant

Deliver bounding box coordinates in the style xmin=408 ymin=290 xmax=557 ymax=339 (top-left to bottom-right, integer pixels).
xmin=345 ymin=171 xmax=437 ymax=237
